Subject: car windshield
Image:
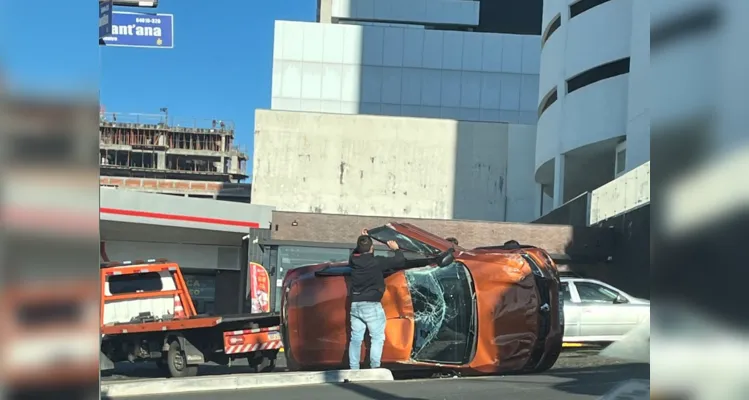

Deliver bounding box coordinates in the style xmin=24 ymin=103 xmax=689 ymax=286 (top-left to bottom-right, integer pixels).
xmin=367 ymin=226 xmax=441 ymax=256
xmin=405 ymin=262 xmax=475 ymax=364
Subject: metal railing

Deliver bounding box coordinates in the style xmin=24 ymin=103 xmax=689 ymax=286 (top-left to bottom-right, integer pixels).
xmin=99 ymin=112 xmax=236 ymax=133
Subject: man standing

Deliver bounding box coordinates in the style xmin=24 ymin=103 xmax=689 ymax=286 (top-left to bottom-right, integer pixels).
xmin=348 ymin=229 xmax=405 ymax=370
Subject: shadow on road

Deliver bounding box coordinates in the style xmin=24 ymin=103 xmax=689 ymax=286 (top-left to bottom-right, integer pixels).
xmin=549 ymin=362 xmax=650 ymax=397
xmin=489 ymin=362 xmax=649 ymax=398
xmin=330 ymin=381 xmax=426 ymax=400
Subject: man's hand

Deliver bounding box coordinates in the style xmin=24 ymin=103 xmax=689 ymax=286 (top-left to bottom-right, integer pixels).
xmin=386 ymin=240 xmax=399 ymax=251
xmin=361 ymin=228 xmax=369 ymax=236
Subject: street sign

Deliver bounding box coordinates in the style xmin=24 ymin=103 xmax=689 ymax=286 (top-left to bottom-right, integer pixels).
xmin=101 ymin=11 xmax=174 ymax=49
xmin=99 ymin=0 xmax=113 ymax=39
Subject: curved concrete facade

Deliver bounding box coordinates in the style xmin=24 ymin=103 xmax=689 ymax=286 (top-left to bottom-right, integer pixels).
xmin=536 ymin=0 xmax=649 ymax=206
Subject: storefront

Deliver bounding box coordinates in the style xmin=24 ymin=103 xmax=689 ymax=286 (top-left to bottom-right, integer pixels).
xmin=182 ymin=271 xmax=217 ymax=315
xmin=100 ymin=187 xmax=274 ymax=315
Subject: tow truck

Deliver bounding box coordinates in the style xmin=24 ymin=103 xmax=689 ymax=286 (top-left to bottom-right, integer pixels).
xmin=99 ymin=259 xmax=282 ymax=377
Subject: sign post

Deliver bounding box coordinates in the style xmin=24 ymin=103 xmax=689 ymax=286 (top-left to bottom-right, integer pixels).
xmin=99 ymin=0 xmax=113 ymax=39
xmin=101 ymin=11 xmax=174 ymax=49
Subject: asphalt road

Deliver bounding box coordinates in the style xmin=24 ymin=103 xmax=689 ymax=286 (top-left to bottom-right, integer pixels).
xmin=103 ymin=349 xmax=649 ymax=400
xmin=102 ymin=348 xmax=626 ymax=381
xmin=105 ymin=362 xmax=648 ymax=400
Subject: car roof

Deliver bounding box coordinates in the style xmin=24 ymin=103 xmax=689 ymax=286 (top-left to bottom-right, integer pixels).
xmin=560 ymin=276 xmax=602 ymax=283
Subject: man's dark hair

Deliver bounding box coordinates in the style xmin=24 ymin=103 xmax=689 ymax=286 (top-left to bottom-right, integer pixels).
xmin=445 ymin=237 xmax=459 ymax=245
xmin=355 ymin=235 xmax=373 ymax=254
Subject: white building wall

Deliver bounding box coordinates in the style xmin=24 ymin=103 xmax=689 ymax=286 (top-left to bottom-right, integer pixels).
xmin=536 ymin=0 xmax=633 ymax=172
xmin=252 ymin=109 xmax=540 ymax=222
xmin=330 ymin=0 xmax=480 ymax=27
xmin=624 ymin=0 xmax=649 ymax=171
xmin=271 ymin=20 xmax=540 ymax=125
xmin=535 ymin=0 xmax=651 ymax=213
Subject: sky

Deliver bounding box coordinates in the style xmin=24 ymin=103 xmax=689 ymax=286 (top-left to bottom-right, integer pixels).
xmin=1 ymin=0 xmax=317 ymax=179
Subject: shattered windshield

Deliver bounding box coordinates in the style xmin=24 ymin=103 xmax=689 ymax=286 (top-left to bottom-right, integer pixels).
xmin=405 ymin=262 xmax=475 ymax=364
xmin=368 ymin=226 xmax=441 ymax=256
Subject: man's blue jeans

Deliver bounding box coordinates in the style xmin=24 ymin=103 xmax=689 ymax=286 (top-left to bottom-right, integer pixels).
xmin=349 ymin=301 xmax=386 ymax=369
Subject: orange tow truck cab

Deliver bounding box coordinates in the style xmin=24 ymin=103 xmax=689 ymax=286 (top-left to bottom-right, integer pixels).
xmin=99 ymin=259 xmax=282 ymax=377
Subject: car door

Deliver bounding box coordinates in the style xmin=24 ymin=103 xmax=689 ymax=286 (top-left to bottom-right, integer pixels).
xmin=560 ymin=281 xmax=581 ymax=339
xmin=572 ymin=281 xmax=641 ymax=338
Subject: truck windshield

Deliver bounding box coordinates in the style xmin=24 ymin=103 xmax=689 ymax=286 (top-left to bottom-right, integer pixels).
xmin=405 ymin=261 xmax=475 ymax=364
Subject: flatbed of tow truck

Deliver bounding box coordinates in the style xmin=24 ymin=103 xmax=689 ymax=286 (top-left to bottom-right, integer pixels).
xmin=100 ymin=259 xmax=281 ymax=377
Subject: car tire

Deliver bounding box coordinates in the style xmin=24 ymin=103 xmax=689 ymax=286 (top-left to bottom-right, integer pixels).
xmin=531 ymin=332 xmax=563 ymax=373
xmin=167 ymin=341 xmax=199 ymax=378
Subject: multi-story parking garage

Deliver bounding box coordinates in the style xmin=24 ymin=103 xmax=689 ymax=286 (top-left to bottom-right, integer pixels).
xmin=535 ymin=0 xmax=649 ymax=208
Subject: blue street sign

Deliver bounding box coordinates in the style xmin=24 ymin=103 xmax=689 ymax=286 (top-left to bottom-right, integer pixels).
xmin=99 ymin=0 xmax=113 ymax=39
xmin=101 ymin=11 xmax=174 ymax=49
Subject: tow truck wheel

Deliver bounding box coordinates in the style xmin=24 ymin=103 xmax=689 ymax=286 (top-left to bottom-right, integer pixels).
xmin=167 ymin=341 xmax=198 ymax=378
xmin=249 ymin=350 xmax=278 ymax=373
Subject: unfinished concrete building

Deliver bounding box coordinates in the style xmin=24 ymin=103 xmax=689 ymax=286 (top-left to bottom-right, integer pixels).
xmin=99 ymin=112 xmax=251 ymax=200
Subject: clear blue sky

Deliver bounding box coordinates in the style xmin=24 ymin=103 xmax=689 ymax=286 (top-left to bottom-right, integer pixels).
xmin=1 ymin=0 xmax=316 ymax=179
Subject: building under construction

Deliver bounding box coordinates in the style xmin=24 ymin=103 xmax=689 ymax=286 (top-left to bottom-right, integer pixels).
xmin=99 ymin=112 xmax=251 ymax=200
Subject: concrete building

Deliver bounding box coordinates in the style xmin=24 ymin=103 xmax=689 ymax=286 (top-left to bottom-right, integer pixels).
xmin=271 ymin=1 xmax=543 ymax=124
xmin=252 ymin=110 xmax=539 ymax=222
xmin=535 ymin=0 xmax=649 ymax=208
xmin=99 ymin=112 xmax=252 ymax=201
xmin=256 ymin=0 xmax=549 ymax=222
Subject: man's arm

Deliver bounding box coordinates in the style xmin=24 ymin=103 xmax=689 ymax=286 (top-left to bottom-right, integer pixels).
xmin=373 ymin=240 xmax=406 ymax=272
xmin=374 ymin=250 xmax=406 ymax=272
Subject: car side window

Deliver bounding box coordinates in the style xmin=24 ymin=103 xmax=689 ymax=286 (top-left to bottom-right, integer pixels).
xmin=560 ymin=282 xmax=572 ymax=302
xmin=575 ymin=282 xmax=619 ymax=303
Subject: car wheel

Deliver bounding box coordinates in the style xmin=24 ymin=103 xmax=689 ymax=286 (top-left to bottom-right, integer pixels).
xmin=167 ymin=341 xmax=199 ymax=378
xmin=532 ymin=333 xmax=563 ymax=373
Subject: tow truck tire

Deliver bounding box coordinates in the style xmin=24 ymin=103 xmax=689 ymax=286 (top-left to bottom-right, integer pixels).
xmin=256 ymin=357 xmax=276 ymax=373
xmin=167 ymin=341 xmax=198 ymax=378
xmin=250 ymin=350 xmax=278 ymax=373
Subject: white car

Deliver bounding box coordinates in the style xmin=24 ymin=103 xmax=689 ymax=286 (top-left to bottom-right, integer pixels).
xmin=561 ymin=277 xmax=650 ymax=343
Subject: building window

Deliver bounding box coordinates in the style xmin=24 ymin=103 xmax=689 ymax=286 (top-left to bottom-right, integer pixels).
xmin=183 ymin=273 xmax=216 ymax=315
xmin=108 ymin=272 xmax=163 ymax=295
xmin=538 ymin=87 xmax=558 ymax=117
xmin=574 ymin=281 xmax=619 ymax=303
xmin=615 ymin=141 xmax=627 ymax=177
xmin=476 ymin=0 xmax=543 ymax=35
xmin=566 ymin=58 xmax=630 ymax=94
xmin=569 ymin=0 xmax=612 ymax=20
xmin=542 ymin=14 xmax=561 ymax=46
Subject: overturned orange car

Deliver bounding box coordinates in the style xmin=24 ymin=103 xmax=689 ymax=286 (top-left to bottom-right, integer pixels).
xmin=281 ymin=223 xmax=563 ymax=375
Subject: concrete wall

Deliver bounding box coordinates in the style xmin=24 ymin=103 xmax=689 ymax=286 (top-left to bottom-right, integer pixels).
xmin=252 ymin=109 xmax=539 ymax=222
xmin=589 ymin=161 xmax=650 ymax=225
xmin=271 ymin=20 xmax=540 ymax=124
xmin=532 ymin=161 xmax=650 ymax=226
xmin=270 ymin=210 xmax=615 ymax=259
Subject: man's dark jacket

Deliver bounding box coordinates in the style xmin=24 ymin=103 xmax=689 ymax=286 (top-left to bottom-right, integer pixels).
xmin=349 ymin=250 xmax=406 ymax=303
